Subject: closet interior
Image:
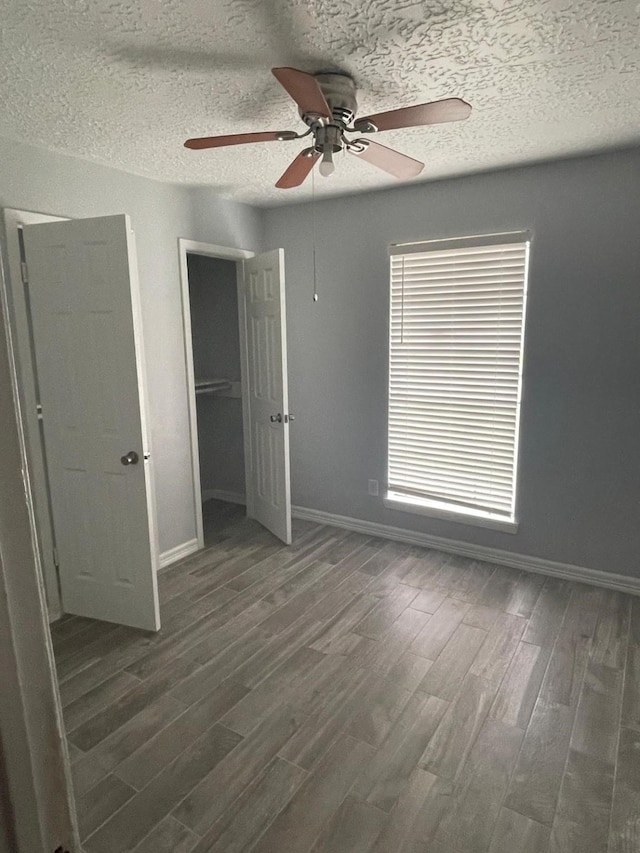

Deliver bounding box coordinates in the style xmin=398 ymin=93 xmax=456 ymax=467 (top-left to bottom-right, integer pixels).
xmin=187 ymin=253 xmax=246 ymax=508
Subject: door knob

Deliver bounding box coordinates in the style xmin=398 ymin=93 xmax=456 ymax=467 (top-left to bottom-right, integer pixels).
xmin=270 ymin=413 xmax=283 ymax=423
xmin=120 ymin=451 xmax=139 ymax=466
xmin=284 ymin=413 xmax=295 ymax=423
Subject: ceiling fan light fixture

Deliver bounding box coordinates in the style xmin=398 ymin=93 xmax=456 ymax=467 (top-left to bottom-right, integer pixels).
xmin=319 ymin=148 xmax=335 ymax=177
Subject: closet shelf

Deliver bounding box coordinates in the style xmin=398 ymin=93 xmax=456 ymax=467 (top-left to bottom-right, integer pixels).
xmin=195 ymin=378 xmax=232 ymax=396
xmin=195 ymin=378 xmax=242 ymax=399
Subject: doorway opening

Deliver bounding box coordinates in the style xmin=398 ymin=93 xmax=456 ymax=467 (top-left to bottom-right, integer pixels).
xmin=178 ymin=240 xmax=254 ymax=553
xmin=179 ymin=240 xmax=293 ymax=551
xmin=189 ymin=253 xmax=246 ymax=511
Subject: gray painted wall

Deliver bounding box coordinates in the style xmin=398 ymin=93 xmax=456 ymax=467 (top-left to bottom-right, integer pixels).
xmin=265 ymin=148 xmax=640 ymax=578
xmin=188 ymin=185 xmax=264 ymax=252
xmin=0 ymin=136 xmax=263 ymax=555
xmin=187 ymin=254 xmax=245 ymax=497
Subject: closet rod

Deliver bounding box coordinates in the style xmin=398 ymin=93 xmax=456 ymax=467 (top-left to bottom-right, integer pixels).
xmin=195 ymin=379 xmax=232 ymax=396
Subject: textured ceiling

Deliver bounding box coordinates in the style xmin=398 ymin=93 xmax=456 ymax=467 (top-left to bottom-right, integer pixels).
xmin=1 ymin=0 xmax=639 ymax=205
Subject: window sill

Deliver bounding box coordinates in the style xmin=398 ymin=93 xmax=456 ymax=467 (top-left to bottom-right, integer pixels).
xmin=383 ymin=494 xmax=519 ymax=534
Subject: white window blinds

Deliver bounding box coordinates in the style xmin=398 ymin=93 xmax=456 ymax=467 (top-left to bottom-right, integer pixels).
xmin=388 ymin=233 xmax=529 ymax=521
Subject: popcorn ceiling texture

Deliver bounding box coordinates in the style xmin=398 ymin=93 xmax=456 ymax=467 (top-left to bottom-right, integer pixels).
xmin=1 ymin=0 xmax=639 ymax=205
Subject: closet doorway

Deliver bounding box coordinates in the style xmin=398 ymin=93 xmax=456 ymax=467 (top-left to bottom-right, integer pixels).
xmin=178 ymin=240 xmax=293 ymax=549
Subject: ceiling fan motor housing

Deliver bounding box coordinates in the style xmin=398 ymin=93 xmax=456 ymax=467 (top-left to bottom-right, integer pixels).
xmin=300 ymin=72 xmax=358 ymax=128
xmin=302 ymin=72 xmax=358 ymax=155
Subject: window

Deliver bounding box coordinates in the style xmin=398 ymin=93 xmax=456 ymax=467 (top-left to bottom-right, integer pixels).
xmin=386 ymin=232 xmax=530 ymax=530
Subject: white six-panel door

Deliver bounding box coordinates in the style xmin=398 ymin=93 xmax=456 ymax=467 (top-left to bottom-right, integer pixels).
xmin=23 ymin=215 xmax=160 ymax=630
xmin=242 ymin=249 xmax=292 ymax=544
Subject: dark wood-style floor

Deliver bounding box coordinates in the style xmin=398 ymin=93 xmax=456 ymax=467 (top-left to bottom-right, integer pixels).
xmin=51 ymin=500 xmax=640 ymax=853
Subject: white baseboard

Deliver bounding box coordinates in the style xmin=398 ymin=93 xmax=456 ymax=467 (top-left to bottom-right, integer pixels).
xmin=292 ymin=505 xmax=640 ymax=596
xmin=159 ymin=537 xmax=200 ymax=570
xmin=202 ymin=489 xmax=246 ymax=506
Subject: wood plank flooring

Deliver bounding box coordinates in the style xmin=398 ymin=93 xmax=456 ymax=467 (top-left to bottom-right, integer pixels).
xmin=51 ymin=500 xmax=640 ymax=853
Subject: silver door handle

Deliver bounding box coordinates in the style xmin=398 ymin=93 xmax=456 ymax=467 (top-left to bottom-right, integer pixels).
xmin=270 ymin=413 xmax=283 ymax=423
xmin=284 ymin=413 xmax=295 ymax=423
xmin=120 ymin=451 xmax=139 ymax=466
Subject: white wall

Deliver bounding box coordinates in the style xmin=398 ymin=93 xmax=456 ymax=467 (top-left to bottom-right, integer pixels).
xmin=0 ymin=137 xmax=263 ymax=555
xmin=265 ymin=147 xmax=640 ymax=579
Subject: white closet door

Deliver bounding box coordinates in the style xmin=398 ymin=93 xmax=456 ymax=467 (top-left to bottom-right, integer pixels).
xmin=23 ymin=215 xmax=160 ymax=630
xmin=242 ymin=249 xmax=292 ymax=544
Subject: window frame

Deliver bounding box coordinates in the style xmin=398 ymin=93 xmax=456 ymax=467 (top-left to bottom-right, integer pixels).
xmin=384 ymin=231 xmax=531 ymax=534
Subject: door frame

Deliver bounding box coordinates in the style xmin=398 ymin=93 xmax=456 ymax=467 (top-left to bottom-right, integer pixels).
xmin=2 ymin=207 xmax=69 ymax=620
xmin=178 ymin=239 xmax=254 ymax=550
xmin=0 ymin=225 xmax=78 ymax=850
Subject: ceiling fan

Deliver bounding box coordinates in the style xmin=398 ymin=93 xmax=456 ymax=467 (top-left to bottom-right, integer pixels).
xmin=184 ymin=67 xmax=472 ymax=189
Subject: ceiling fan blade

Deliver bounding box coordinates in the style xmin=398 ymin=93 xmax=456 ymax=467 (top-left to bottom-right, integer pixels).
xmin=354 ymin=98 xmax=471 ymax=132
xmin=272 ymin=67 xmax=332 ymax=119
xmin=275 ymin=148 xmax=320 ymax=189
xmin=349 ymin=139 xmax=424 ymax=179
xmin=185 ymin=130 xmax=297 ymax=150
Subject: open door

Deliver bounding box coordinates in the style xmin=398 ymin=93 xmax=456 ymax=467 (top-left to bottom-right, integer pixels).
xmin=22 ymin=215 xmax=160 ymax=631
xmin=242 ymin=249 xmax=292 ymax=544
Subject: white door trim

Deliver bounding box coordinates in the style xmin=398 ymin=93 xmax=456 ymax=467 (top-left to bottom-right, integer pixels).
xmin=177 ymin=239 xmax=254 ymax=553
xmin=2 ymin=207 xmax=69 ymax=621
